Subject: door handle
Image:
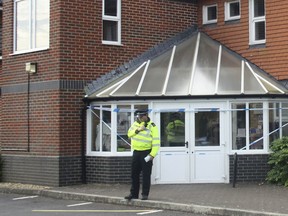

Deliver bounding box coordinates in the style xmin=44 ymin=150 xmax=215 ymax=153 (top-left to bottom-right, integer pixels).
xmin=185 ymin=141 xmax=188 ymax=148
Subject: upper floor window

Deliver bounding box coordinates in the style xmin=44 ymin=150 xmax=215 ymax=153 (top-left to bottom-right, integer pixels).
xmin=102 ymin=0 xmax=121 ymax=45
xmin=249 ymin=0 xmax=266 ymax=45
xmin=14 ymin=0 xmax=50 ymax=53
xmin=203 ymin=4 xmax=217 ymax=24
xmin=225 ymin=0 xmax=240 ymax=21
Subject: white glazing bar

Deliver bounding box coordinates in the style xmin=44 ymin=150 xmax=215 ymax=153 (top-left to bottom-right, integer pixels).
xmin=162 ymin=45 xmax=176 ymax=95
xmin=97 ymin=77 xmax=127 ymax=97
xmin=241 ymin=60 xmax=244 ymax=94
xmin=245 ymin=62 xmax=268 ymax=93
xmin=188 ymin=32 xmax=201 ymax=95
xmin=255 ymin=75 xmax=285 ymax=94
xmin=109 ymin=61 xmax=147 ymax=96
xmin=214 ymin=45 xmax=222 ymax=94
xmin=136 ymin=60 xmax=150 ymax=96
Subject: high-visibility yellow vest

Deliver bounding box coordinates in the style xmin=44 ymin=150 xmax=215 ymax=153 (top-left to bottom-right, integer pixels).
xmin=166 ymin=119 xmax=185 ymax=143
xmin=127 ymin=119 xmax=160 ymax=157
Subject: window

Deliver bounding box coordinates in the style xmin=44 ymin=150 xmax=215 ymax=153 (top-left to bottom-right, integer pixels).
xmin=203 ymin=4 xmax=217 ymax=24
xmin=232 ymin=103 xmax=264 ymax=151
xmin=225 ymin=0 xmax=240 ymax=21
xmin=88 ymin=104 xmax=148 ymax=155
xmin=14 ymin=0 xmax=50 ymax=53
xmin=249 ymin=0 xmax=266 ymax=45
xmin=102 ymin=0 xmax=121 ymax=45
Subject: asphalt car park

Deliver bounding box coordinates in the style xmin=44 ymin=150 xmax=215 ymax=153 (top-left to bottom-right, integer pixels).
xmin=0 ymin=192 xmax=205 ymax=216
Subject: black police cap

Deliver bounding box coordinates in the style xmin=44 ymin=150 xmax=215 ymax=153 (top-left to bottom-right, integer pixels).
xmin=135 ymin=109 xmax=149 ymax=115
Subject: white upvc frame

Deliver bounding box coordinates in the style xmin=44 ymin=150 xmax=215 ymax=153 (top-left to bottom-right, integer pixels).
xmin=203 ymin=4 xmax=217 ymax=24
xmin=249 ymin=0 xmax=266 ymax=45
xmin=102 ymin=0 xmax=121 ymax=45
xmin=224 ymin=0 xmax=241 ymax=21
xmin=13 ymin=0 xmax=50 ymax=54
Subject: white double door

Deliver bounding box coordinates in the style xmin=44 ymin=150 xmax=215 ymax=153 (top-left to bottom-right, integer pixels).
xmin=154 ymin=102 xmax=227 ymax=184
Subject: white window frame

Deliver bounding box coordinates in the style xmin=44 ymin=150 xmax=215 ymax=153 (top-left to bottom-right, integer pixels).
xmin=225 ymin=0 xmax=240 ymax=21
xmin=13 ymin=0 xmax=50 ymax=54
xmin=203 ymin=4 xmax=217 ymax=25
xmin=249 ymin=0 xmax=266 ymax=45
xmin=102 ymin=0 xmax=121 ymax=45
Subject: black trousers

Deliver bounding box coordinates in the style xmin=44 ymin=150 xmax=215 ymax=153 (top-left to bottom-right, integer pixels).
xmin=130 ymin=149 xmax=152 ymax=198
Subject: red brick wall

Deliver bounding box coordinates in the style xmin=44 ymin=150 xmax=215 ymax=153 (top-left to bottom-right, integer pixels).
xmin=198 ymin=0 xmax=288 ymax=80
xmin=0 ymin=0 xmax=197 ymax=156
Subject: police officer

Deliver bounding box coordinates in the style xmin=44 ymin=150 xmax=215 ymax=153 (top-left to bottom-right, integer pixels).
xmin=124 ymin=109 xmax=160 ymax=201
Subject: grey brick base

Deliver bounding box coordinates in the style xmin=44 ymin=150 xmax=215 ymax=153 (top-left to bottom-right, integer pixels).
xmin=229 ymin=154 xmax=270 ymax=183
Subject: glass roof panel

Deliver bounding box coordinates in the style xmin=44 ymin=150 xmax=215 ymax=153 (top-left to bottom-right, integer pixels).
xmin=191 ymin=35 xmax=218 ymax=95
xmin=138 ymin=48 xmax=173 ymax=96
xmin=244 ymin=63 xmax=266 ymax=94
xmin=218 ymin=48 xmax=242 ymax=94
xmin=165 ymin=36 xmax=197 ymax=96
xmin=111 ymin=63 xmax=146 ymax=96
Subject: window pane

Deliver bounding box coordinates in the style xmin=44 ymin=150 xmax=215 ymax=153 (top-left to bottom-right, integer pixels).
xmin=103 ymin=20 xmax=118 ymax=41
xmin=249 ymin=103 xmax=263 ymax=150
xmin=254 ymin=0 xmax=265 ymax=17
xmin=208 ymin=6 xmax=217 ymax=20
xmin=161 ymin=112 xmax=185 ymax=147
xmin=35 ymin=0 xmax=49 ymax=48
xmin=269 ymin=103 xmax=280 ymax=147
xmin=282 ymin=103 xmax=288 ymax=137
xmin=93 ymin=109 xmax=101 ymax=151
xmin=232 ymin=104 xmax=246 ymax=150
xmin=195 ymin=111 xmax=219 ymax=146
xmin=16 ymin=0 xmax=30 ymax=51
xmin=255 ymin=21 xmax=265 ymax=40
xmin=104 ymin=0 xmax=117 ymax=16
xmin=230 ymin=2 xmax=240 ymax=17
xmin=102 ymin=107 xmax=111 ymax=151
xmin=117 ymin=105 xmax=131 ymax=152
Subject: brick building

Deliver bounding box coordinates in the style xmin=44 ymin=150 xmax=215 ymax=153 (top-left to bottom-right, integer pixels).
xmin=1 ymin=0 xmax=288 ymax=186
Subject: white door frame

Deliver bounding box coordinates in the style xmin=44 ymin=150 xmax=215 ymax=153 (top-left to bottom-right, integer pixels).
xmin=153 ymin=101 xmax=228 ymax=184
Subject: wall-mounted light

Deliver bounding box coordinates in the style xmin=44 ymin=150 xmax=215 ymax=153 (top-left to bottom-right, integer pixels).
xmin=25 ymin=62 xmax=37 ymax=74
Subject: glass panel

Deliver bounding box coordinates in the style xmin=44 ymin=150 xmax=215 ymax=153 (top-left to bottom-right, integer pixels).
xmin=255 ymin=21 xmax=265 ymax=40
xmin=232 ymin=103 xmax=246 ymax=150
xmin=102 ymin=106 xmax=111 ymax=151
xmin=191 ymin=36 xmax=218 ymax=95
xmin=249 ymin=103 xmax=263 ymax=150
xmin=104 ymin=0 xmax=117 ymax=16
xmin=103 ymin=20 xmax=118 ymax=41
xmin=269 ymin=103 xmax=280 ymax=148
xmin=166 ymin=36 xmax=197 ymax=95
xmin=244 ymin=63 xmax=266 ymax=94
xmin=139 ymin=49 xmax=173 ymax=96
xmin=16 ymin=0 xmax=30 ymax=51
xmin=230 ymin=2 xmax=240 ymax=17
xmin=282 ymin=103 xmax=288 ymax=137
xmin=254 ymin=0 xmax=265 ymax=17
xmin=208 ymin=6 xmax=217 ymax=20
xmin=112 ymin=65 xmax=146 ymax=96
xmin=195 ymin=111 xmax=219 ymax=146
xmin=93 ymin=108 xmax=101 ymax=151
xmin=117 ymin=105 xmax=131 ymax=152
xmin=218 ymin=48 xmax=241 ymax=94
xmin=161 ymin=112 xmax=185 ymax=147
xmin=35 ymin=0 xmax=49 ymax=48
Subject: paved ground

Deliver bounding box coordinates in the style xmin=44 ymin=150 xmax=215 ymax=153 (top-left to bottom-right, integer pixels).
xmin=0 ymin=182 xmax=288 ymax=216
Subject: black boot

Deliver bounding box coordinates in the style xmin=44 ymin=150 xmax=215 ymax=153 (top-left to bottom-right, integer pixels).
xmin=124 ymin=194 xmax=138 ymax=200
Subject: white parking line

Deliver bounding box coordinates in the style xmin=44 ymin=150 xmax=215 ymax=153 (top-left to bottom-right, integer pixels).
xmin=13 ymin=195 xmax=38 ymax=200
xmin=137 ymin=210 xmax=163 ymax=215
xmin=67 ymin=202 xmax=92 ymax=207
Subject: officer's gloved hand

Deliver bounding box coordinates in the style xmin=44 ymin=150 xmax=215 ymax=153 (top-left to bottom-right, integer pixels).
xmin=138 ymin=125 xmax=146 ymax=131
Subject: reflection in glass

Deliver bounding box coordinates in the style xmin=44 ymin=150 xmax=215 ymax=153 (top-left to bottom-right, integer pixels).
xmin=269 ymin=103 xmax=279 ymax=148
xmin=232 ymin=103 xmax=246 ymax=150
xmin=249 ymin=103 xmax=263 ymax=150
xmin=161 ymin=112 xmax=185 ymax=147
xmin=103 ymin=20 xmax=118 ymax=41
xmin=16 ymin=0 xmax=29 ymax=51
xmin=282 ymin=103 xmax=288 ymax=137
xmin=195 ymin=111 xmax=219 ymax=146
xmin=35 ymin=0 xmax=49 ymax=48
xmin=117 ymin=105 xmax=131 ymax=152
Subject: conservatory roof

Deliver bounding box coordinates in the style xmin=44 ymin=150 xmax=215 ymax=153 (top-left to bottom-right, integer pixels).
xmin=86 ymin=32 xmax=288 ymax=100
